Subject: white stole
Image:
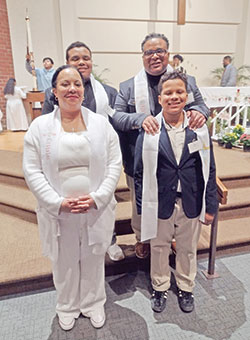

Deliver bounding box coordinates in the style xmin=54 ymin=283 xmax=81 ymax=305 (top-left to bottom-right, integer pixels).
xmin=141 ymin=111 xmax=210 ymax=242
xmin=90 ymin=74 xmax=114 ymax=118
xmin=134 ymin=67 xmax=195 ymax=113
xmin=37 ymin=106 xmax=115 ymax=256
xmin=134 ymin=66 xmax=173 ymax=115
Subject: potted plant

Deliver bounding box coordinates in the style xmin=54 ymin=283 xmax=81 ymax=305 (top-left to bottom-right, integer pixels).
xmin=217 ymin=120 xmax=228 ymax=147
xmin=217 ymin=137 xmax=224 ymax=147
xmin=240 ymin=133 xmax=250 ymax=152
xmin=233 ymin=124 xmax=245 ymax=139
xmin=222 ymin=132 xmax=238 ymax=149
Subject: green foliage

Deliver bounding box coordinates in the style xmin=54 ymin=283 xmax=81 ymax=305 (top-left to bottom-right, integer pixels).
xmin=222 ymin=132 xmax=238 ymax=144
xmin=211 ymin=67 xmax=224 ymax=81
xmin=240 ymin=134 xmax=250 ymax=146
xmin=237 ymin=65 xmax=250 ymax=86
xmin=92 ymin=64 xmax=110 ymax=84
xmin=233 ymin=124 xmax=245 ymax=139
xmin=206 ymin=110 xmax=228 ymax=136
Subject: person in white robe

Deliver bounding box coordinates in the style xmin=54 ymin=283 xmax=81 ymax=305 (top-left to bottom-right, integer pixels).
xmin=23 ymin=65 xmax=122 ymax=331
xmin=4 ymin=78 xmax=28 ymax=131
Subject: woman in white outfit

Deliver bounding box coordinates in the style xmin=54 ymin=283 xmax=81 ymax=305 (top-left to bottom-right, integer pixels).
xmin=4 ymin=78 xmax=28 ymax=131
xmin=23 ymin=65 xmax=122 ymax=331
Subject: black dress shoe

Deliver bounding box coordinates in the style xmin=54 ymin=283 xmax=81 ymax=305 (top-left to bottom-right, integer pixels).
xmin=178 ymin=289 xmax=194 ymax=313
xmin=150 ymin=290 xmax=168 ymax=313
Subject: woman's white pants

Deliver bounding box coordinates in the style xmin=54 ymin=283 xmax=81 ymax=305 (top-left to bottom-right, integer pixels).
xmin=52 ymin=214 xmax=106 ymax=319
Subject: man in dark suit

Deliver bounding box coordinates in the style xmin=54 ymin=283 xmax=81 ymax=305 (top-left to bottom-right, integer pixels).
xmin=134 ymin=71 xmax=218 ymax=314
xmin=42 ymin=41 xmax=124 ymax=262
xmin=112 ymin=33 xmax=210 ymax=259
xmin=42 ymin=41 xmax=117 ymax=115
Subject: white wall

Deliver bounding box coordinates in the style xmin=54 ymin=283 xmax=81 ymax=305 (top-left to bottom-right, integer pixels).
xmin=6 ymin=0 xmax=64 ymax=90
xmin=6 ymin=0 xmax=250 ymax=90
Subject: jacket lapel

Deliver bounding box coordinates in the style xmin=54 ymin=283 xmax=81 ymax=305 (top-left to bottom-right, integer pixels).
xmin=159 ymin=125 xmax=177 ymax=166
xmin=148 ymin=86 xmax=156 ymax=115
xmin=179 ymin=128 xmax=197 ymax=166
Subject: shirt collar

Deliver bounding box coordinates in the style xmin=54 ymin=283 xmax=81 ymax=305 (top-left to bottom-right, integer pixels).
xmin=162 ymin=110 xmax=188 ymax=131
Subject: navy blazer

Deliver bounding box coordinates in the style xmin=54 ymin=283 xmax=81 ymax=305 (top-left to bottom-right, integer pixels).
xmin=113 ymin=74 xmax=210 ymax=177
xmin=134 ymin=124 xmax=218 ymax=219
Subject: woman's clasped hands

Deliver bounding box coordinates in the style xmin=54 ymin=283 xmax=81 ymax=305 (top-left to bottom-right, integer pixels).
xmin=60 ymin=195 xmax=97 ymax=214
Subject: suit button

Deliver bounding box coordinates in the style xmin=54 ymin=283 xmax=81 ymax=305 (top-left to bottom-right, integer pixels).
xmin=171 ymin=186 xmax=176 ymax=191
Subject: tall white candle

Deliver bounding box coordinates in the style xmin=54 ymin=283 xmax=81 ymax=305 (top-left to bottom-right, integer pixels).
xmin=25 ymin=16 xmax=33 ymax=53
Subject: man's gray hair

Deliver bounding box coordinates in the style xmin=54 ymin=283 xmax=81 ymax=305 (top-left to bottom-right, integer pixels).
xmin=141 ymin=33 xmax=169 ymax=51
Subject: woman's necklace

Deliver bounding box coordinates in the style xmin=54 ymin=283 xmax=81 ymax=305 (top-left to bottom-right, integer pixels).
xmin=61 ymin=113 xmax=86 ymax=132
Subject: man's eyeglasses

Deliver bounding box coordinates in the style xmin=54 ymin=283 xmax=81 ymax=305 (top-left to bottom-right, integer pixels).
xmin=143 ymin=48 xmax=168 ymax=58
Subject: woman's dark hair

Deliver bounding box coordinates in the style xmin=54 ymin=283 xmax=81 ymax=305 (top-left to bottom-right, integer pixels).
xmin=50 ymin=65 xmax=85 ymax=105
xmin=4 ymin=78 xmax=16 ymax=95
xmin=158 ymin=70 xmax=188 ymax=94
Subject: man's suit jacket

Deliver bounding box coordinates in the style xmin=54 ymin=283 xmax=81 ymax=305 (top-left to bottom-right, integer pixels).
xmin=134 ymin=124 xmax=218 ymax=219
xmin=113 ymin=74 xmax=210 ymax=177
xmin=220 ymin=63 xmax=237 ymax=87
xmin=41 ymin=82 xmax=118 ymax=114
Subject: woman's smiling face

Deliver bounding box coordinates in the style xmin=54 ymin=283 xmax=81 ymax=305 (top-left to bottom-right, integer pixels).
xmin=53 ymin=67 xmax=84 ymax=111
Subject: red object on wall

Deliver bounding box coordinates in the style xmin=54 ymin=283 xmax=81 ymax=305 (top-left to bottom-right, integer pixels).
xmin=0 ymin=0 xmax=15 ymax=129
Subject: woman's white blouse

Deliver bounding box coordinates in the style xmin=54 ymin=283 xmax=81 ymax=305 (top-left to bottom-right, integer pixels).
xmin=58 ymin=130 xmax=90 ymax=198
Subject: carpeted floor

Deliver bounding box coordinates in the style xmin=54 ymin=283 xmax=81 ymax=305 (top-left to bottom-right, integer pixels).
xmin=0 ymin=143 xmax=250 ymax=295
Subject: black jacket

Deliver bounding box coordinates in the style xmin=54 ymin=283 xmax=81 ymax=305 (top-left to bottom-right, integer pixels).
xmin=134 ymin=124 xmax=218 ymax=219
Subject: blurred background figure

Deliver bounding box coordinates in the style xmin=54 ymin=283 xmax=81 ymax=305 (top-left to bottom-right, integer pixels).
xmin=25 ymin=55 xmax=55 ymax=91
xmin=220 ymin=56 xmax=237 ymax=87
xmin=172 ymin=54 xmax=186 ymax=73
xmin=4 ymin=78 xmax=29 ymax=131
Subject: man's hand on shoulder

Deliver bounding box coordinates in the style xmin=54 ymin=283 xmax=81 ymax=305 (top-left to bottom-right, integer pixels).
xmin=186 ymin=110 xmax=206 ymax=129
xmin=142 ymin=116 xmax=159 ymax=135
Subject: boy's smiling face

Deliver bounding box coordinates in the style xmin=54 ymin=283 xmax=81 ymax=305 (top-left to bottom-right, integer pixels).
xmin=158 ymin=78 xmax=188 ymax=117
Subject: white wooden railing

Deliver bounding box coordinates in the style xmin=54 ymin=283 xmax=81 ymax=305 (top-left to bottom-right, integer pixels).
xmin=200 ymin=87 xmax=250 ymax=139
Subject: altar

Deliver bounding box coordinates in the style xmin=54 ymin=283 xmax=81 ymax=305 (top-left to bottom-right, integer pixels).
xmin=199 ymin=87 xmax=250 ymax=137
xmin=200 ymin=87 xmax=250 ymax=108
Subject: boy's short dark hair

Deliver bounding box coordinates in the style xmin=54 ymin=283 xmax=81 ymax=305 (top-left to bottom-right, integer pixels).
xmin=158 ymin=71 xmax=188 ymax=94
xmin=173 ymin=54 xmax=184 ymax=63
xmin=43 ymin=57 xmax=54 ymax=64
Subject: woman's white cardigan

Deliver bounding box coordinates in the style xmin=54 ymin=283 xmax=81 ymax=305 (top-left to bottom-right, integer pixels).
xmin=23 ymin=107 xmax=122 ymax=261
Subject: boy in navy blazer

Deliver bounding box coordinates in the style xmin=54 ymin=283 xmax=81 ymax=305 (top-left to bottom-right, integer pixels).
xmin=134 ymin=71 xmax=218 ymax=313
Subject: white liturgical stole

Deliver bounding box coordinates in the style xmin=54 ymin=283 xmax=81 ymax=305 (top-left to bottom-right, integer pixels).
xmin=134 ymin=66 xmax=173 ymax=115
xmin=141 ymin=111 xmax=210 ymax=242
xmin=90 ymin=74 xmax=114 ymax=118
